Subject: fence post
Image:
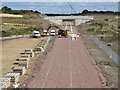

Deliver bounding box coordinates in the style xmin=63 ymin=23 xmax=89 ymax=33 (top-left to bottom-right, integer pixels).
xmin=109 ymin=49 xmax=112 ymax=58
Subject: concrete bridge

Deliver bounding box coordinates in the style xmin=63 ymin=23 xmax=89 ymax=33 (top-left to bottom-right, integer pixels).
xmin=44 ymin=16 xmax=93 ymax=26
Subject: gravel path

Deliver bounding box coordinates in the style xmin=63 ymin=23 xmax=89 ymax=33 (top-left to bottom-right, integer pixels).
xmin=27 ymin=37 xmax=104 ymax=88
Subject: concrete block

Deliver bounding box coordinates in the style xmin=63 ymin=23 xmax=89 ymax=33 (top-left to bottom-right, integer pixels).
xmin=35 ymin=47 xmax=41 ymax=51
xmin=18 ymin=61 xmax=29 ymax=69
xmin=38 ymin=43 xmax=45 ymax=47
xmin=0 ymin=78 xmax=11 ymax=89
xmin=25 ymin=49 xmax=33 ymax=53
xmin=39 ymin=47 xmax=44 ymax=52
xmin=20 ymin=54 xmax=30 ymax=60
xmin=71 ymin=37 xmax=77 ymax=40
xmin=26 ymin=52 xmax=34 ymax=57
xmin=35 ymin=46 xmax=45 ymax=52
xmin=12 ymin=66 xmax=26 ymax=75
xmin=17 ymin=57 xmax=30 ymax=61
xmin=41 ymin=45 xmax=45 ymax=49
xmin=21 ymin=52 xmax=34 ymax=57
xmin=4 ymin=73 xmax=20 ymax=83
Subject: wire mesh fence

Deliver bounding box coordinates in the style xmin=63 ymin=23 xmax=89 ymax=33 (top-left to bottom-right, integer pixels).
xmin=89 ymin=35 xmax=119 ymax=65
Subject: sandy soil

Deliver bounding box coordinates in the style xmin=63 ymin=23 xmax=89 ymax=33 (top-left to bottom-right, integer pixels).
xmin=3 ymin=23 xmax=26 ymax=26
xmin=1 ymin=37 xmax=41 ymax=77
xmin=82 ymin=37 xmax=118 ymax=88
xmin=0 ymin=13 xmax=23 ymax=18
xmin=76 ymin=24 xmax=118 ymax=88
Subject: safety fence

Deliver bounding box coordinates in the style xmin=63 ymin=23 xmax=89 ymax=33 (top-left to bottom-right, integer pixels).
xmin=1 ymin=34 xmax=32 ymax=41
xmin=89 ymin=35 xmax=119 ymax=65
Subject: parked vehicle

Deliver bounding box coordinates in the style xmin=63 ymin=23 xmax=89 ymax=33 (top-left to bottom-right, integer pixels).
xmin=64 ymin=30 xmax=70 ymax=37
xmin=58 ymin=30 xmax=64 ymax=37
xmin=41 ymin=30 xmax=49 ymax=37
xmin=58 ymin=30 xmax=70 ymax=38
xmin=50 ymin=30 xmax=56 ymax=36
xmin=32 ymin=31 xmax=41 ymax=38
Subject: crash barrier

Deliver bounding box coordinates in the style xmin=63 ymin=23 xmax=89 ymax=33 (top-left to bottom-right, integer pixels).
xmin=89 ymin=35 xmax=119 ymax=65
xmin=1 ymin=34 xmax=32 ymax=41
xmin=1 ymin=37 xmax=51 ymax=89
xmin=0 ymin=78 xmax=11 ymax=89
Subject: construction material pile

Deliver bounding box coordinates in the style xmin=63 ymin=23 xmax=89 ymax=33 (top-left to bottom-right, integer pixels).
xmin=0 ymin=37 xmax=50 ymax=89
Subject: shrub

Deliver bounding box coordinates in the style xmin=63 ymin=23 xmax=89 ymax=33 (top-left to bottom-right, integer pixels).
xmin=87 ymin=28 xmax=95 ymax=32
xmin=104 ymin=18 xmax=109 ymax=21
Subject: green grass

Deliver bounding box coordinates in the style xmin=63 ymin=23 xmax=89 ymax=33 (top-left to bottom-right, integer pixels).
xmin=2 ymin=25 xmax=27 ymax=31
xmin=1 ymin=13 xmax=60 ymax=37
xmin=1 ymin=15 xmax=45 ymax=37
xmin=92 ymin=14 xmax=118 ymax=21
xmin=1 ymin=17 xmax=42 ymax=37
xmin=1 ymin=26 xmax=44 ymax=37
xmin=2 ymin=17 xmax=42 ymax=25
xmin=77 ymin=14 xmax=119 ymax=54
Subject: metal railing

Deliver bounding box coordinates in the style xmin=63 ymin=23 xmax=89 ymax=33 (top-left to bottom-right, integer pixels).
xmin=89 ymin=35 xmax=119 ymax=65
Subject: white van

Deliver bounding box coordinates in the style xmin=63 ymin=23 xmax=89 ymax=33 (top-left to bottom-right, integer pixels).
xmin=50 ymin=30 xmax=56 ymax=36
xmin=32 ymin=31 xmax=41 ymax=38
xmin=42 ymin=30 xmax=49 ymax=36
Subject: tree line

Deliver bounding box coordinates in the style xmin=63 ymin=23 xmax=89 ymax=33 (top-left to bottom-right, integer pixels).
xmin=0 ymin=6 xmax=41 ymax=15
xmin=0 ymin=6 xmax=119 ymax=16
xmin=46 ymin=9 xmax=119 ymax=16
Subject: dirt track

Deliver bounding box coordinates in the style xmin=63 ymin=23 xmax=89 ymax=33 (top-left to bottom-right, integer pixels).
xmin=1 ymin=38 xmax=41 ymax=77
xmin=27 ymin=37 xmax=105 ymax=88
xmin=27 ymin=22 xmax=105 ymax=88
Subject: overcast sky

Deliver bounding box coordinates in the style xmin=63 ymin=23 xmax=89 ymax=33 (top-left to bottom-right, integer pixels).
xmin=1 ymin=2 xmax=118 ymax=14
xmin=1 ymin=0 xmax=119 ymax=2
xmin=1 ymin=0 xmax=119 ymax=14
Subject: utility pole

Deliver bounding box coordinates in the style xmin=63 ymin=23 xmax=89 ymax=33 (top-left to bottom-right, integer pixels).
xmin=67 ymin=2 xmax=76 ymax=14
xmin=62 ymin=9 xmax=63 ymax=14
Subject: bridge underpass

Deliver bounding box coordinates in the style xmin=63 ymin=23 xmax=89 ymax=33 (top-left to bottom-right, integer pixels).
xmin=44 ymin=16 xmax=93 ymax=26
xmin=62 ymin=19 xmax=75 ymax=26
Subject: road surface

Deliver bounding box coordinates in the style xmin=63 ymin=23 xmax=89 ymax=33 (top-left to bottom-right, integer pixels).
xmin=27 ymin=22 xmax=104 ymax=88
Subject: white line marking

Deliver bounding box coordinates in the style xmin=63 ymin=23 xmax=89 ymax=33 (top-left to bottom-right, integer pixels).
xmin=42 ymin=38 xmax=61 ymax=88
xmin=70 ymin=22 xmax=73 ymax=33
xmin=69 ymin=24 xmax=73 ymax=89
xmin=65 ymin=22 xmax=68 ymax=30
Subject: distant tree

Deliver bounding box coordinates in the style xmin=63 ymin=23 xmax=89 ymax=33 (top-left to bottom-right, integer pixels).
xmin=104 ymin=18 xmax=109 ymax=21
xmin=1 ymin=6 xmax=12 ymax=13
xmin=82 ymin=9 xmax=89 ymax=14
xmin=35 ymin=11 xmax=40 ymax=14
xmin=1 ymin=6 xmax=12 ymax=11
xmin=93 ymin=10 xmax=97 ymax=13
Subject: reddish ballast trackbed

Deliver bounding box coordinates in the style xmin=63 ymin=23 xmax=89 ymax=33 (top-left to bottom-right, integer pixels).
xmin=27 ymin=37 xmax=105 ymax=88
